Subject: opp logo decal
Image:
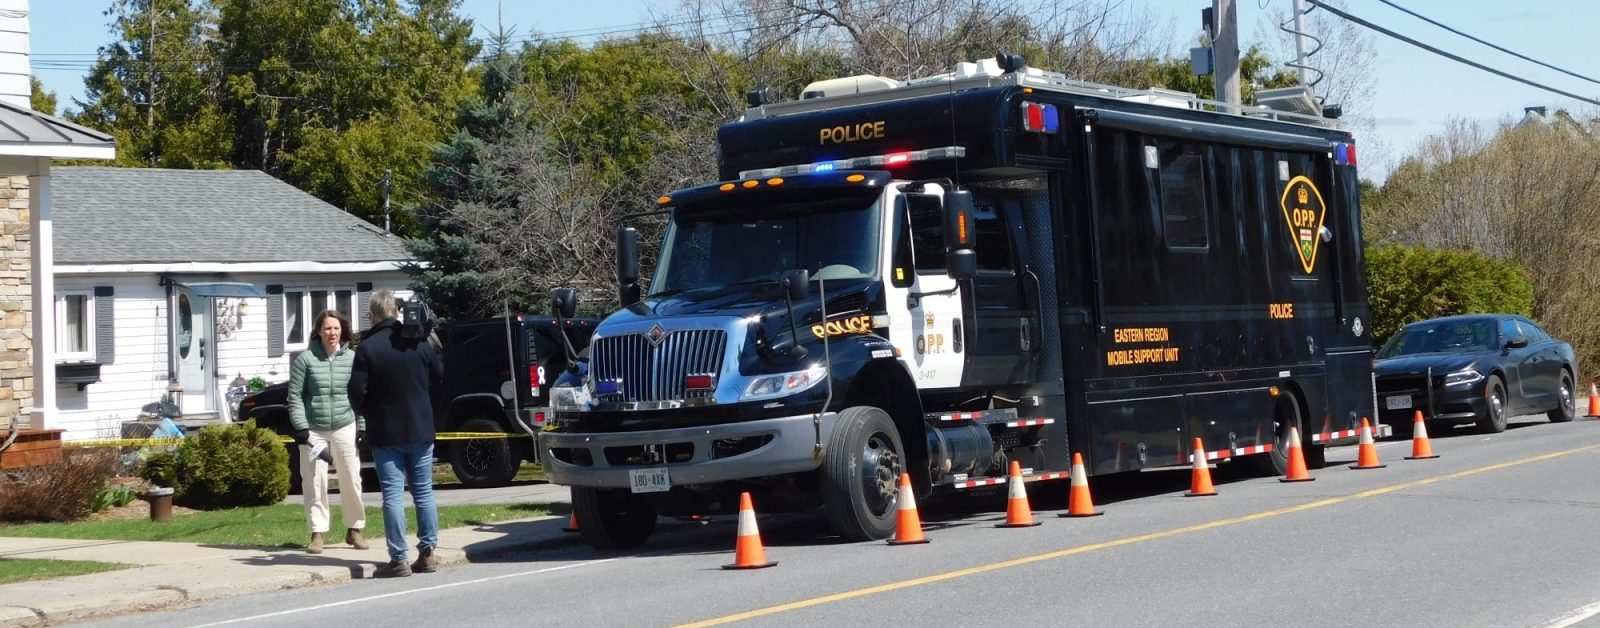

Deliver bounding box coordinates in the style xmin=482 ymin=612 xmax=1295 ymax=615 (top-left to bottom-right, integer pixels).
xmin=1279 ymin=175 xmax=1327 ymax=274
xmin=812 ymin=314 xmax=873 ymax=339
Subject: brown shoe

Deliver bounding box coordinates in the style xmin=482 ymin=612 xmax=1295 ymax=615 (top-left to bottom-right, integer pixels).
xmin=346 ymin=528 xmax=369 ymax=550
xmin=412 ymin=547 xmax=438 ymax=573
xmin=307 ymin=532 xmax=325 ymax=554
xmin=377 ymin=559 xmax=412 ymax=578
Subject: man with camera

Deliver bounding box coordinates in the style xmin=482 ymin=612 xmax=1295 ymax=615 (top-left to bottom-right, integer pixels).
xmin=349 ymin=290 xmax=443 ymax=578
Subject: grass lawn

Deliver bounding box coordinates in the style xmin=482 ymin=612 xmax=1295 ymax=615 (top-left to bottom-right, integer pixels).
xmin=0 ymin=503 xmax=552 ymax=549
xmin=0 ymin=558 xmax=130 ymax=584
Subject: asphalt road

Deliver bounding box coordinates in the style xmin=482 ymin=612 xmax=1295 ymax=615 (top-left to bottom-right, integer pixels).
xmin=87 ymin=414 xmax=1600 ymax=628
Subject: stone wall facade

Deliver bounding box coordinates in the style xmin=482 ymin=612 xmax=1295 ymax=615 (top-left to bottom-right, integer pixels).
xmin=0 ymin=175 xmax=29 ymax=425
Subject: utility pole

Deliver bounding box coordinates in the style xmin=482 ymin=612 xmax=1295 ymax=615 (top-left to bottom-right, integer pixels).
xmin=1213 ymin=0 xmax=1241 ymax=113
xmin=1292 ymin=0 xmax=1311 ymax=86
xmin=382 ymin=169 xmax=392 ymax=234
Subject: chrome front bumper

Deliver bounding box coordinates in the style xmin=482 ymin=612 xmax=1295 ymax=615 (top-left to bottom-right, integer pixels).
xmin=539 ymin=412 xmax=837 ymax=489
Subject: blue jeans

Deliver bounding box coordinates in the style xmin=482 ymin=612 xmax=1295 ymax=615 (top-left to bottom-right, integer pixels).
xmin=373 ymin=443 xmax=439 ymax=562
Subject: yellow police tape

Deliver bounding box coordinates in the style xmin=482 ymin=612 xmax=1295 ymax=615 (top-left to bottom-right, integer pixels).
xmin=64 ymin=432 xmax=532 ymax=448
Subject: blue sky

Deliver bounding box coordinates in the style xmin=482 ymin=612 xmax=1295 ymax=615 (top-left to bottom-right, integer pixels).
xmin=26 ymin=0 xmax=1600 ymax=183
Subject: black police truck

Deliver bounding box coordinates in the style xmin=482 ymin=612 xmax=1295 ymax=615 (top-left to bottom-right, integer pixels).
xmin=541 ymin=55 xmax=1376 ymax=548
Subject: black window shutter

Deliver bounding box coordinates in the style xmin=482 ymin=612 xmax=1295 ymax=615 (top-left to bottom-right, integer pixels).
xmin=266 ymin=284 xmax=284 ymax=358
xmin=93 ymin=286 xmax=114 ymax=364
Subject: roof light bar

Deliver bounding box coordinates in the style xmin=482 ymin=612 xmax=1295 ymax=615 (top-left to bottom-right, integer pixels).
xmin=738 ymin=146 xmax=967 ymax=179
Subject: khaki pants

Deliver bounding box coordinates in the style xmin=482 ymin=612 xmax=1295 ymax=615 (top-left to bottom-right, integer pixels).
xmin=300 ymin=423 xmax=366 ymax=533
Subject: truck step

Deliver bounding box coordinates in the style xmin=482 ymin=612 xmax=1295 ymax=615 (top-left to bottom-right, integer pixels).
xmin=943 ymin=468 xmax=1071 ymax=489
xmin=925 ymin=408 xmax=1020 ymax=424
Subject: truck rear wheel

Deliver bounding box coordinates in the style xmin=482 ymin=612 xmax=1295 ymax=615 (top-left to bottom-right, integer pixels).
xmin=822 ymin=406 xmax=903 ymax=542
xmin=572 ymin=486 xmax=657 ymax=549
xmin=448 ymin=418 xmax=518 ymax=488
xmin=1250 ymin=389 xmax=1326 ymax=475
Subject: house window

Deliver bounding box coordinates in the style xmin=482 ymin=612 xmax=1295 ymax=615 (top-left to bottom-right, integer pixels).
xmin=283 ymin=287 xmax=357 ymax=350
xmin=55 ymin=292 xmax=94 ymax=362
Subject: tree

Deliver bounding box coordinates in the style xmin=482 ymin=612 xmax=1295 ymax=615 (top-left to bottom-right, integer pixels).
xmin=1366 ymin=111 xmax=1600 ymax=367
xmin=29 ymin=77 xmax=56 ymax=116
xmin=71 ymin=0 xmax=232 ymax=168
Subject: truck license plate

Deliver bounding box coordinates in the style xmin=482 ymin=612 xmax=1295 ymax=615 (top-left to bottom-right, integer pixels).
xmin=1385 ymin=395 xmax=1411 ymax=410
xmin=630 ymin=467 xmax=670 ymax=494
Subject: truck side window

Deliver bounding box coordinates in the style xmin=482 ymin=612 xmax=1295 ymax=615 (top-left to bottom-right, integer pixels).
xmin=970 ymin=199 xmax=1012 ymax=272
xmin=906 ymin=193 xmax=946 ymax=272
xmin=1156 ymin=140 xmax=1211 ymax=251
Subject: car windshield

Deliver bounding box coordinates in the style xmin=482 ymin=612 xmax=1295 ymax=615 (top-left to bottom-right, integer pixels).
xmin=1378 ymin=319 xmax=1498 ymax=358
xmin=651 ymin=191 xmax=882 ymax=295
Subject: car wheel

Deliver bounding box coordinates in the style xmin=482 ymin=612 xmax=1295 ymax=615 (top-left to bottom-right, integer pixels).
xmin=1548 ymin=369 xmax=1576 ymax=423
xmin=1477 ymin=375 xmax=1508 ymax=434
xmin=448 ymin=418 xmax=518 ymax=488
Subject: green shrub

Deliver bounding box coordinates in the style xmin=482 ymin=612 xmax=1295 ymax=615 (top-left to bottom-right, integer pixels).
xmin=1365 ymin=245 xmax=1534 ymax=346
xmin=144 ymin=420 xmax=289 ymax=510
xmin=138 ymin=450 xmax=178 ymax=488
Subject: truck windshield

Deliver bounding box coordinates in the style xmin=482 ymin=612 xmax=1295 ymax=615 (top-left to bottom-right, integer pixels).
xmin=651 ymin=193 xmax=882 ymax=295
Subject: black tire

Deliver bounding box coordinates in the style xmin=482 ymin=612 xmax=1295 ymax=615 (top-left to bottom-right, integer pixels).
xmin=822 ymin=406 xmax=904 ymax=542
xmin=1250 ymin=389 xmax=1309 ymax=476
xmin=1548 ymin=369 xmax=1576 ymax=423
xmin=572 ymin=486 xmax=657 ymax=549
xmin=448 ymin=418 xmax=518 ymax=488
xmin=1478 ymin=375 xmax=1508 ymax=434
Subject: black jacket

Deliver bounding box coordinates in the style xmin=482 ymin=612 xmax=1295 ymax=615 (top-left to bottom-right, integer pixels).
xmin=349 ymin=318 xmax=443 ymax=447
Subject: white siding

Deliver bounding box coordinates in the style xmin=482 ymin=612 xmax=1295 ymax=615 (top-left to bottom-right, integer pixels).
xmin=0 ymin=0 xmax=26 ymax=110
xmin=50 ymin=270 xmax=411 ymax=441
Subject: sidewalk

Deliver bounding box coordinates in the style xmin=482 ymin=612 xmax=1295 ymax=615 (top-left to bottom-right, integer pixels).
xmin=0 ymin=484 xmax=576 ymax=627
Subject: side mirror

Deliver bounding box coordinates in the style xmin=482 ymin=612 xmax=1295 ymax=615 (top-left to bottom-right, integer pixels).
xmin=616 ymin=226 xmax=640 ymax=306
xmin=551 ymin=288 xmax=577 ymax=320
xmin=1506 ymin=336 xmax=1528 ymax=349
xmin=943 ymin=188 xmax=977 ymax=280
xmin=781 ymin=269 xmax=810 ymax=300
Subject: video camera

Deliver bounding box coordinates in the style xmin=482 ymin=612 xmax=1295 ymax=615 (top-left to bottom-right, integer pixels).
xmin=400 ymin=295 xmax=436 ymax=340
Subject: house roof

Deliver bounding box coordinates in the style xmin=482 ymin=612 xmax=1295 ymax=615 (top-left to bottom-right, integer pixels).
xmin=52 ymin=167 xmax=411 ymax=266
xmin=0 ymin=100 xmax=115 ymax=159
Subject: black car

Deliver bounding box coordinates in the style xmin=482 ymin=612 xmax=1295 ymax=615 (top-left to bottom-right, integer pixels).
xmin=1374 ymin=314 xmax=1577 ymax=434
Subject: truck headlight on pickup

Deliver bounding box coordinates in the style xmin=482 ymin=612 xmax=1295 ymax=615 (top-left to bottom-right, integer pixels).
xmin=1444 ymin=369 xmax=1484 ymax=387
xmin=742 ymin=365 xmax=828 ymax=401
xmin=550 ymin=384 xmax=593 ymax=411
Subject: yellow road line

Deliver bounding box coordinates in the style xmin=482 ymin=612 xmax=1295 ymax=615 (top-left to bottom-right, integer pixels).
xmin=679 ymin=443 xmax=1600 ymax=627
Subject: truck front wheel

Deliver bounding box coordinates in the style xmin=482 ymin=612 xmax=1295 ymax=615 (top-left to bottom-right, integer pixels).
xmin=572 ymin=486 xmax=657 ymax=549
xmin=822 ymin=406 xmax=903 ymax=542
xmin=448 ymin=418 xmax=518 ymax=488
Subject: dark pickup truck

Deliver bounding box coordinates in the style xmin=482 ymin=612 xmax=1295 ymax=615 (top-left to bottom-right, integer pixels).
xmin=236 ymin=314 xmax=598 ymax=488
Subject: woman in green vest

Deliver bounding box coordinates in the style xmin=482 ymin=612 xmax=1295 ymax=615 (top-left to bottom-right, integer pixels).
xmin=289 ymin=309 xmax=368 ymax=553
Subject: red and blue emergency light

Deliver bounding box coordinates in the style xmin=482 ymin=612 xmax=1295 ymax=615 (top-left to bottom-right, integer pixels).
xmin=1020 ymin=101 xmax=1059 ymax=134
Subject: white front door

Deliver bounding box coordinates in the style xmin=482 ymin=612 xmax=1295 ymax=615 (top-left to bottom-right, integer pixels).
xmin=173 ymin=287 xmax=214 ymax=414
xmin=883 ymin=184 xmax=967 ymax=389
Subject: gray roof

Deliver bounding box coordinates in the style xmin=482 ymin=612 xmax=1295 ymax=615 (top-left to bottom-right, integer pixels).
xmin=0 ymin=100 xmax=115 ymax=155
xmin=52 ymin=167 xmax=411 ymax=265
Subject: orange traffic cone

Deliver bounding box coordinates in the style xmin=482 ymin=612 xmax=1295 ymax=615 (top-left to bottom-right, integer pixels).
xmin=1586 ymin=383 xmax=1599 ymax=418
xmin=996 ymin=461 xmax=1041 ymax=528
xmin=561 ymin=512 xmax=579 ymax=532
xmin=887 ymin=473 xmax=929 ymax=545
xmin=722 ymin=492 xmax=776 ymax=570
xmin=1279 ymin=426 xmax=1315 ymax=482
xmin=1185 ymin=437 xmax=1217 ymax=496
xmin=1349 ymin=418 xmax=1386 ymax=470
xmin=1405 ymin=410 xmax=1439 ymax=460
xmin=1059 ymin=452 xmax=1104 ymax=517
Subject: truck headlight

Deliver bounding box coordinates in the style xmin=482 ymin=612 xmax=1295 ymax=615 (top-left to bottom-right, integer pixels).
xmin=1444 ymin=369 xmax=1484 ymax=387
xmin=550 ymin=385 xmax=592 ymax=411
xmin=743 ymin=365 xmax=828 ymax=401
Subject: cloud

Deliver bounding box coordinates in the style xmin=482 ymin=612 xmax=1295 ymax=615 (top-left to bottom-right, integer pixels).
xmin=1375 ymin=117 xmax=1419 ymax=127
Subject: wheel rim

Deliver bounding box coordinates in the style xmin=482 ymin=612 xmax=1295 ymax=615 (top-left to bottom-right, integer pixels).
xmin=1490 ymin=385 xmax=1505 ymax=424
xmin=859 ymin=431 xmax=902 ymax=517
xmin=1561 ymin=378 xmax=1574 ymax=416
xmin=462 ymin=440 xmax=495 ymax=475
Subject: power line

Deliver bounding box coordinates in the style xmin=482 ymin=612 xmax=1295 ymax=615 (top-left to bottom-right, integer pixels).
xmin=1306 ymin=0 xmax=1600 ymax=108
xmin=1376 ymin=0 xmax=1600 ymax=87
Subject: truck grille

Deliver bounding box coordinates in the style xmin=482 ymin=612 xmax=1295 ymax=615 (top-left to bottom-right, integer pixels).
xmin=591 ymin=329 xmax=727 ymax=402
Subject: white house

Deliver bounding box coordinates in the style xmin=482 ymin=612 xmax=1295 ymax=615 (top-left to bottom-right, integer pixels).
xmin=49 ymin=167 xmax=414 ymax=440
